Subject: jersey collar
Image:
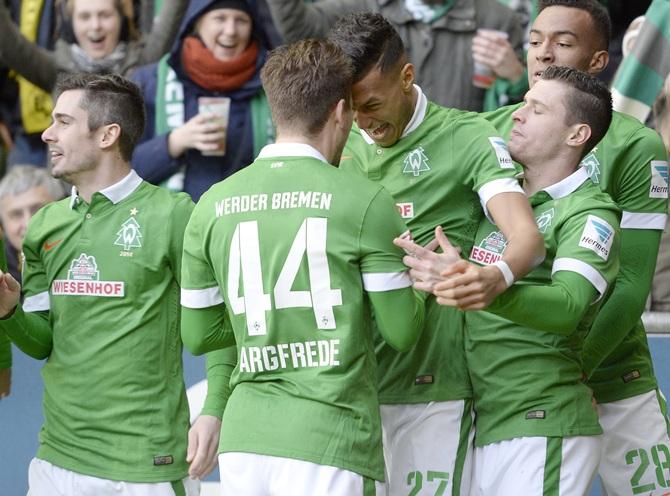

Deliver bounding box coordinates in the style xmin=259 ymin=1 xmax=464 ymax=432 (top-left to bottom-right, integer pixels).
xmin=360 ymin=84 xmax=428 ymax=145
xmin=257 ymin=143 xmax=329 ymax=163
xmin=542 ymin=166 xmax=591 ymax=200
xmin=69 ymin=170 xmax=143 ymax=209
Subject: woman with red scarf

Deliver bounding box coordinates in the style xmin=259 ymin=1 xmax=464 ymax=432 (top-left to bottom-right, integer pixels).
xmin=131 ymin=0 xmax=275 ymax=201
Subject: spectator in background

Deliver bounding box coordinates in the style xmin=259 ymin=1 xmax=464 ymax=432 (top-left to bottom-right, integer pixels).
xmin=0 ymin=165 xmax=66 ymax=401
xmin=651 ymin=75 xmax=670 ymax=312
xmin=131 ymin=0 xmax=275 ymax=201
xmin=0 ymin=0 xmax=188 ymax=167
xmin=0 ymin=165 xmax=67 ymax=282
xmin=263 ymin=0 xmax=524 ymax=111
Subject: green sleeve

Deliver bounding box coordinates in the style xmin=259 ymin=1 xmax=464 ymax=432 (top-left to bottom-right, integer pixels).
xmin=168 ymin=194 xmax=195 ymax=286
xmin=369 ymin=288 xmax=425 ymax=351
xmin=0 ymin=306 xmax=52 ymax=359
xmin=487 ymin=271 xmax=597 ymax=335
xmin=200 ymin=346 xmax=237 ymax=419
xmin=0 ymin=332 xmax=11 ymax=369
xmin=582 ymin=228 xmax=662 ymax=377
xmin=181 ymin=304 xmax=235 ymax=355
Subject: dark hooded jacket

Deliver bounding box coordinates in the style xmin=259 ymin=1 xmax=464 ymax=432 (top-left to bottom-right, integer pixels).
xmin=131 ymin=0 xmax=271 ymax=201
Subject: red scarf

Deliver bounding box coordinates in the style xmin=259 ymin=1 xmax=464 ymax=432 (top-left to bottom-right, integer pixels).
xmin=181 ymin=36 xmax=259 ymax=92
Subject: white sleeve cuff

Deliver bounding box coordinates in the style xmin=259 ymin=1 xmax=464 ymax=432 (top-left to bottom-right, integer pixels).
xmin=181 ymin=286 xmax=224 ymax=309
xmin=621 ymin=211 xmax=667 ymax=230
xmin=362 ymin=271 xmax=412 ymax=292
xmin=552 ymin=257 xmax=608 ymax=299
xmin=478 ymin=178 xmax=525 ymax=222
xmin=23 ymin=291 xmax=50 ymax=312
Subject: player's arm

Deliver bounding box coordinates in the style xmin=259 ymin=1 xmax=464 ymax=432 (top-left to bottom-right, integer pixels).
xmin=181 ymin=304 xmax=235 ymax=355
xmin=360 ymin=189 xmax=425 ymax=351
xmin=0 ymin=226 xmax=53 ymax=359
xmin=265 ymin=0 xmax=362 ymax=42
xmin=484 ymin=205 xmax=620 ymax=335
xmin=583 ymin=128 xmax=668 ymax=376
xmin=583 ymin=228 xmax=661 ymax=376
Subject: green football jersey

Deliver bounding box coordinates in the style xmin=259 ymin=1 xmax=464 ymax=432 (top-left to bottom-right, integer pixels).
xmin=181 ymin=143 xmax=414 ymax=481
xmin=465 ymin=169 xmax=621 ymax=446
xmin=341 ymin=87 xmax=523 ymax=403
xmin=11 ymin=172 xmax=193 ymax=482
xmin=484 ymin=105 xmax=669 ymax=402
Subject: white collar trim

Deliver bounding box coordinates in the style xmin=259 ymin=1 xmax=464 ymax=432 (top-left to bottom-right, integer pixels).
xmin=543 ymin=166 xmax=590 ymax=199
xmin=257 ymin=143 xmax=328 ymax=163
xmin=69 ymin=170 xmax=143 ymax=209
xmin=360 ymin=84 xmax=428 ymax=145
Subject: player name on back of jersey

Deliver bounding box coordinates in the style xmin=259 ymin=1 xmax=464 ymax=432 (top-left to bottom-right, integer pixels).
xmin=215 ymin=191 xmax=332 ymax=217
xmin=239 ymin=339 xmax=340 ymax=373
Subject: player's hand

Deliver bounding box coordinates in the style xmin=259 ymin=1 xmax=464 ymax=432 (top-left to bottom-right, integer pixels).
xmin=168 ymin=113 xmax=226 ymax=158
xmin=393 ymin=226 xmax=463 ymax=293
xmin=472 ymin=30 xmax=525 ymax=82
xmin=186 ymin=414 xmax=222 ymax=479
xmin=0 ymin=270 xmax=21 ymax=318
xmin=433 ymin=262 xmax=507 ymax=310
xmin=0 ymin=367 xmax=10 ymax=399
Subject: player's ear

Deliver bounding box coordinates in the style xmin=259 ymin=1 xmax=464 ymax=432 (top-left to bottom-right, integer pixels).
xmin=566 ymin=123 xmax=591 ymax=149
xmin=98 ymin=123 xmax=122 ymax=152
xmin=400 ymin=62 xmax=415 ymax=93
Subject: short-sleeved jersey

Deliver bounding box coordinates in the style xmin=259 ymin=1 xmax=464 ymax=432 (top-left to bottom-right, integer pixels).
xmin=465 ymin=169 xmax=621 ymax=446
xmin=341 ymin=87 xmax=523 ymax=404
xmin=180 ymin=144 xmax=413 ymax=482
xmin=20 ymin=172 xmax=193 ymax=482
xmin=484 ymin=105 xmax=669 ymax=402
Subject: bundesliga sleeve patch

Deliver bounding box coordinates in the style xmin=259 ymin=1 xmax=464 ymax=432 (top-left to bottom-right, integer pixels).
xmin=578 ymin=215 xmax=614 ymax=261
xmin=488 ymin=137 xmax=515 ymax=169
xmin=650 ymin=160 xmax=669 ymax=199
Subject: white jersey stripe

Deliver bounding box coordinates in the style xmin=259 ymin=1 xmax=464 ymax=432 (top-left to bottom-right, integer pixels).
xmin=362 ymin=271 xmax=412 ymax=292
xmin=23 ymin=291 xmax=50 ymax=312
xmin=478 ymin=178 xmax=525 ymax=222
xmin=621 ymin=211 xmax=667 ymax=230
xmin=181 ymin=287 xmax=224 ymax=309
xmin=552 ymin=257 xmax=608 ymax=297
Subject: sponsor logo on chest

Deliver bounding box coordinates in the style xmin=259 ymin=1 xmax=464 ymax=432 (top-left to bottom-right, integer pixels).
xmin=650 ymin=160 xmax=669 ymax=199
xmin=402 ymin=146 xmax=431 ymax=176
xmin=51 ymin=253 xmax=125 ymax=297
xmin=396 ymin=202 xmax=414 ymax=219
xmin=579 ymin=215 xmax=614 ymax=261
xmin=488 ymin=137 xmax=514 ymax=169
xmin=469 ymin=231 xmax=508 ymax=265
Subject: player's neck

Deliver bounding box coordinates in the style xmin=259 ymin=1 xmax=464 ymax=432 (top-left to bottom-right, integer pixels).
xmin=522 ymin=160 xmax=580 ymax=196
xmin=73 ymin=155 xmax=133 ymax=203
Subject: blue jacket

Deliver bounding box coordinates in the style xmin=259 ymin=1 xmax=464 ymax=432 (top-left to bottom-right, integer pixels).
xmin=131 ymin=0 xmax=269 ymax=201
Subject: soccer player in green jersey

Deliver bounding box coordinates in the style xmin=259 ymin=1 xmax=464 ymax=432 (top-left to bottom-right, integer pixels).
xmin=479 ymin=2 xmax=670 ymax=494
xmin=180 ymin=38 xmax=425 ymax=495
xmin=399 ymin=66 xmax=620 ymax=494
xmin=326 ymin=12 xmax=544 ymax=496
xmin=0 ymin=74 xmax=223 ymax=496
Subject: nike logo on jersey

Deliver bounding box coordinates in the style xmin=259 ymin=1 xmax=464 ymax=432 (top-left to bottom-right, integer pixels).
xmin=43 ymin=239 xmax=62 ymax=251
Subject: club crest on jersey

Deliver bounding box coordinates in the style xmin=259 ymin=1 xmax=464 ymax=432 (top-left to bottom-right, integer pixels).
xmin=650 ymin=160 xmax=669 ymax=199
xmin=469 ymin=231 xmax=508 ymax=265
xmin=580 ymin=150 xmax=601 ymax=184
xmin=114 ymin=216 xmax=143 ymax=254
xmin=579 ymin=215 xmax=614 ymax=261
xmin=488 ymin=137 xmax=514 ymax=169
xmin=396 ymin=202 xmax=414 ymax=219
xmin=402 ymin=146 xmax=430 ymax=176
xmin=51 ymin=253 xmax=125 ymax=297
xmin=536 ymin=208 xmax=555 ymax=234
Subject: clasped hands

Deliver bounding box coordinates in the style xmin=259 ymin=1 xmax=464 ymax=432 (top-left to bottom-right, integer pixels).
xmin=394 ymin=227 xmax=507 ymax=310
